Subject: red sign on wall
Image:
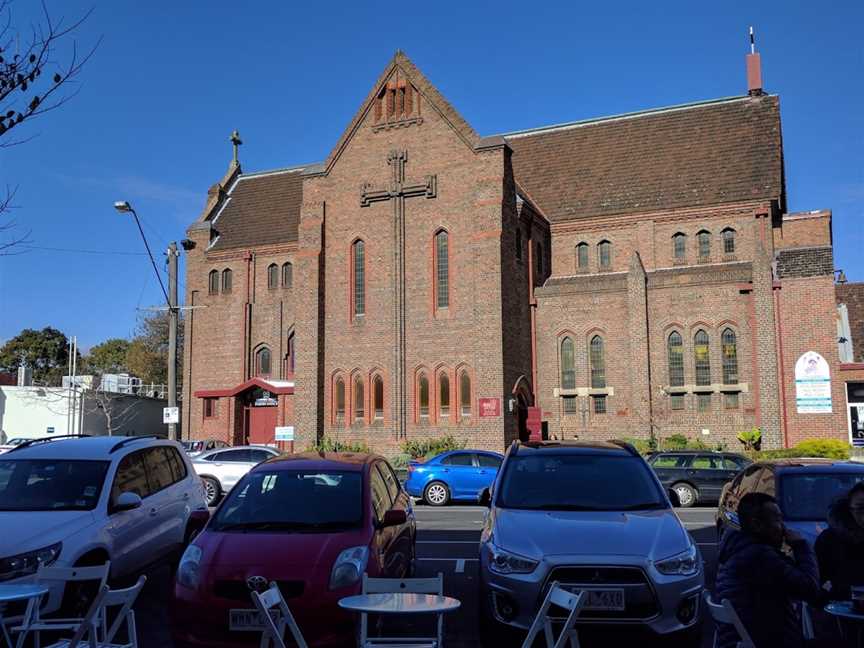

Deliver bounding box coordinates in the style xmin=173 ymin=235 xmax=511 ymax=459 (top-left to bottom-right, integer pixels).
xmin=479 ymin=398 xmax=501 ymax=417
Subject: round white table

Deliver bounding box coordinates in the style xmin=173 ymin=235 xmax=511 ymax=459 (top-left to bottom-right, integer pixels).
xmin=338 ymin=593 xmax=461 ymax=615
xmin=825 ymin=602 xmax=864 ymax=647
xmin=339 ymin=593 xmax=461 ymax=647
xmin=0 ymin=584 xmax=49 ymax=648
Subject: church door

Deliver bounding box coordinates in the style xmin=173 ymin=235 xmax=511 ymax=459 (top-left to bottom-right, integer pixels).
xmin=243 ymin=387 xmax=278 ymax=445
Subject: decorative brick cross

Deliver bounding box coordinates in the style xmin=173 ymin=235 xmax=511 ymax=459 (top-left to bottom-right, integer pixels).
xmin=361 ymin=149 xmax=437 ymax=439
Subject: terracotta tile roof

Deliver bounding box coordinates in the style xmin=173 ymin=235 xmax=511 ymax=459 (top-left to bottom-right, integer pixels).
xmin=209 ymin=168 xmax=305 ymax=250
xmin=504 ymin=95 xmax=784 ymax=223
xmin=837 ymin=283 xmax=864 ymax=363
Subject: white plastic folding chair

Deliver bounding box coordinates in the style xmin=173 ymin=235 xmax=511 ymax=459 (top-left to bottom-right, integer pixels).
xmin=13 ymin=562 xmax=112 ymax=648
xmin=360 ymin=573 xmax=444 ymax=648
xmin=250 ymin=582 xmax=309 ymax=648
xmin=702 ymin=591 xmax=756 ymax=648
xmin=43 ymin=575 xmax=146 ymax=648
xmin=520 ymin=582 xmax=585 ymax=648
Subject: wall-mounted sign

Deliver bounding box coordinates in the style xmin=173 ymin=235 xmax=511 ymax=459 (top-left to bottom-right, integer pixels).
xmin=479 ymin=398 xmax=500 ymax=417
xmin=46 ymin=427 xmax=55 ymax=434
xmin=255 ymin=391 xmax=278 ymax=407
xmin=795 ymin=351 xmax=832 ymax=414
xmin=275 ymin=426 xmax=294 ymax=441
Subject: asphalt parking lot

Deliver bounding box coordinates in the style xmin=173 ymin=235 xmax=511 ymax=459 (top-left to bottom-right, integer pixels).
xmin=133 ymin=505 xmax=721 ymax=647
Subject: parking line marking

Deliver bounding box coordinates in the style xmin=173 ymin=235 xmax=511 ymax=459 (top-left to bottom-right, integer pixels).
xmin=418 ymin=558 xmax=480 ymax=562
xmin=455 ymin=559 xmax=466 ymax=573
xmin=416 ymin=541 xmax=479 ymax=544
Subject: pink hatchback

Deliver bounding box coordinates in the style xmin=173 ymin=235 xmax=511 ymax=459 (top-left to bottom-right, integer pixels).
xmin=172 ymin=452 xmax=416 ymax=647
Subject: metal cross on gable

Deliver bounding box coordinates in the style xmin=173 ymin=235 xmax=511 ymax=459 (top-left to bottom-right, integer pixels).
xmin=360 ymin=149 xmax=437 ymax=441
xmin=360 ymin=149 xmax=437 ymax=207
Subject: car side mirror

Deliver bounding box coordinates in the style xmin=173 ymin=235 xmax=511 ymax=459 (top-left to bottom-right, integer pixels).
xmin=380 ymin=509 xmax=407 ymax=528
xmin=479 ymin=488 xmax=492 ymax=508
xmin=114 ymin=491 xmax=143 ymax=513
xmin=668 ymin=489 xmax=681 ymax=508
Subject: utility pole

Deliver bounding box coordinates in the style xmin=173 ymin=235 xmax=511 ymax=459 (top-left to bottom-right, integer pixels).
xmin=167 ymin=242 xmax=179 ymax=441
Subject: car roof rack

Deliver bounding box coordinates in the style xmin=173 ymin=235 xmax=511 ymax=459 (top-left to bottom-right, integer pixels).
xmin=109 ymin=435 xmax=164 ymax=454
xmin=7 ymin=434 xmax=91 ymax=453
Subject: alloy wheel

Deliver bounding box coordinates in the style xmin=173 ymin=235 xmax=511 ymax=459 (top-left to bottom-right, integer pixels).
xmin=674 ymin=484 xmax=696 ymax=508
xmin=203 ymin=478 xmax=219 ymax=506
xmin=425 ymin=482 xmax=449 ymax=506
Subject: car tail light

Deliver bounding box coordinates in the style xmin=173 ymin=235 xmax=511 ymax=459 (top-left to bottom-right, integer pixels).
xmin=408 ymin=465 xmax=415 ymax=473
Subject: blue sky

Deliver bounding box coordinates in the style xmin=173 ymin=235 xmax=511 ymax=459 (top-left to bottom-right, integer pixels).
xmin=0 ymin=0 xmax=861 ymax=350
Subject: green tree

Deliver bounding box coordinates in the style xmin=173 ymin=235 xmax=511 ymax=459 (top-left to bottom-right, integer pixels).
xmin=124 ymin=311 xmax=183 ymax=385
xmin=83 ymin=338 xmax=131 ymax=375
xmin=0 ymin=326 xmax=74 ymax=385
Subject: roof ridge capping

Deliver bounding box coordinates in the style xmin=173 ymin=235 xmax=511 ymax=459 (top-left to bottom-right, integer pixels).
xmin=497 ymin=94 xmax=772 ymax=139
xmin=239 ymin=163 xmax=317 ymax=180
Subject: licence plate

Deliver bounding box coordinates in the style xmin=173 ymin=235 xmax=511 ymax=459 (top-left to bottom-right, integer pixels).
xmin=566 ymin=588 xmax=625 ymax=611
xmin=229 ymin=609 xmax=282 ymax=632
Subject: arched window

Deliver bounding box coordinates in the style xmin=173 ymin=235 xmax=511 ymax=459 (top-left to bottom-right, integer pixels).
xmin=419 ymin=374 xmax=429 ymax=419
xmin=435 ymin=230 xmax=449 ymax=309
xmin=459 ymin=371 xmax=471 ymax=417
xmin=672 ymin=233 xmax=686 ymax=261
xmin=285 ymin=332 xmax=295 ymax=375
xmin=208 ymin=270 xmax=219 ymax=295
xmin=598 ymin=240 xmax=612 ymax=269
xmin=221 ymin=268 xmax=232 ymax=293
xmin=722 ymin=228 xmax=736 ymax=255
xmin=668 ymin=332 xmax=684 ymax=387
xmin=560 ymin=337 xmax=576 ymax=389
xmin=439 ymin=373 xmax=450 ymax=418
xmin=267 ymin=263 xmax=278 ymax=290
xmin=255 ymin=347 xmax=271 ymax=377
xmin=354 ymin=376 xmax=365 ymax=422
xmin=697 ymin=231 xmax=711 ymax=258
xmin=589 ymin=335 xmax=606 ymax=389
xmin=334 ymin=378 xmax=345 ymax=422
xmin=352 ymin=240 xmax=365 ymax=317
xmin=576 ymin=242 xmax=589 ymax=270
xmin=694 ymin=330 xmax=711 ymax=386
xmin=373 ymin=375 xmax=384 ymax=420
xmin=282 ymin=262 xmax=293 ymax=288
xmin=515 ymin=228 xmax=522 ymax=260
xmin=722 ymin=328 xmax=738 ymax=384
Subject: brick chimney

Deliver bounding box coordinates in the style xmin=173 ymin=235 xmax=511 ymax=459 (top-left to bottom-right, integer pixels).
xmin=747 ymin=26 xmax=764 ymax=96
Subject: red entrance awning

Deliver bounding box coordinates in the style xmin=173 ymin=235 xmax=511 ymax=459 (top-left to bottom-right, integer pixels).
xmin=194 ymin=377 xmax=295 ymax=399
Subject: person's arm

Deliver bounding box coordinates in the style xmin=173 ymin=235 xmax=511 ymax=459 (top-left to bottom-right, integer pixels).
xmin=752 ymin=535 xmax=821 ymax=602
xmin=814 ymin=531 xmax=835 ymax=587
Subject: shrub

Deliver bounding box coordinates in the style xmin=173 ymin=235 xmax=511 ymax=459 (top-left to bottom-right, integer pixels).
xmin=308 ymin=437 xmax=371 ymax=454
xmin=402 ymin=435 xmax=466 ymax=460
xmin=620 ymin=437 xmax=652 ymax=455
xmin=737 ymin=427 xmax=762 ymax=453
xmin=388 ymin=452 xmax=412 ymax=470
xmin=758 ymin=439 xmax=850 ymax=461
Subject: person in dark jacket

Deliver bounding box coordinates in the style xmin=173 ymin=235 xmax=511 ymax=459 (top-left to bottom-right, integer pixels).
xmin=815 ymin=481 xmax=864 ymax=601
xmin=714 ymin=492 xmax=822 ymax=648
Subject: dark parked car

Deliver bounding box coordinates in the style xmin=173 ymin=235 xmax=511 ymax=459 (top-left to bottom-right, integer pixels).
xmin=405 ymin=449 xmax=503 ymax=506
xmin=648 ymin=451 xmax=751 ymax=508
xmin=716 ymin=458 xmax=864 ymax=546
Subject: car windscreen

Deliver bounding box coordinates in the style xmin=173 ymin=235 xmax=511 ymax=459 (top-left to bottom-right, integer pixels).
xmin=0 ymin=460 xmax=110 ymax=511
xmin=212 ymin=470 xmax=363 ymax=532
xmin=780 ymin=472 xmax=864 ymax=521
xmin=497 ymin=453 xmax=667 ymax=511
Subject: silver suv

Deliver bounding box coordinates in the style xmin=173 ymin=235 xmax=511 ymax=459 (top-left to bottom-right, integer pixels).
xmin=478 ymin=441 xmax=703 ymax=645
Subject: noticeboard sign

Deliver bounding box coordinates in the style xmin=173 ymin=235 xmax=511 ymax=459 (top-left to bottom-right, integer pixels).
xmin=275 ymin=426 xmax=295 ymax=441
xmin=479 ymin=398 xmax=501 ymax=417
xmin=795 ymin=351 xmax=832 ymax=414
xmin=163 ymin=407 xmax=180 ymax=424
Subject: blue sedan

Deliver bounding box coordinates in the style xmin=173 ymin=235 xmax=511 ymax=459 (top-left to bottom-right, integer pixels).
xmin=405 ymin=449 xmax=504 ymax=506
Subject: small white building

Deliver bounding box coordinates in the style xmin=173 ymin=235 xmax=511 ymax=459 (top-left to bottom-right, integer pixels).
xmin=0 ymin=386 xmax=75 ymax=441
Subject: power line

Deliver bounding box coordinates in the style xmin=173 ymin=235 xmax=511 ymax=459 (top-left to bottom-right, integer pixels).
xmin=16 ymin=245 xmax=149 ymax=256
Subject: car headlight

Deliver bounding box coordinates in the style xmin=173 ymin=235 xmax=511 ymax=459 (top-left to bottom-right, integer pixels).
xmin=0 ymin=543 xmax=62 ymax=582
xmin=329 ymin=546 xmax=369 ymax=590
xmin=486 ymin=541 xmax=538 ymax=575
xmin=177 ymin=544 xmax=203 ymax=590
xmin=655 ymin=542 xmax=699 ymax=576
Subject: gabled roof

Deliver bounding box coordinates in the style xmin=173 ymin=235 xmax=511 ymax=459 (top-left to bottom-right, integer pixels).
xmin=321 ymin=50 xmax=480 ymax=174
xmin=207 ymin=167 xmax=306 ymax=250
xmin=504 ymin=95 xmax=784 ymax=224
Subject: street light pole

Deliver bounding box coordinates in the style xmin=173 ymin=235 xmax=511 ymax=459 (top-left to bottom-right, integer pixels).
xmin=167 ymin=242 xmax=179 ymax=441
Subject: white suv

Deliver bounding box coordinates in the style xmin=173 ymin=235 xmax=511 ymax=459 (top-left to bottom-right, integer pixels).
xmin=192 ymin=445 xmax=280 ymax=506
xmin=0 ymin=435 xmax=209 ymax=615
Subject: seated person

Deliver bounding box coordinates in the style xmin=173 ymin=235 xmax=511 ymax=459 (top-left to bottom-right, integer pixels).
xmin=816 ymin=482 xmax=864 ymax=601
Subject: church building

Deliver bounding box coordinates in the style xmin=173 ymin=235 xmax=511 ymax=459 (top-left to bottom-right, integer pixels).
xmin=181 ymin=49 xmax=852 ymax=453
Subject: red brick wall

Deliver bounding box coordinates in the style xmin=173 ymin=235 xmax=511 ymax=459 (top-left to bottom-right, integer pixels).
xmin=776 ymin=275 xmax=848 ymax=445
xmin=774 ymin=211 xmax=832 ymax=249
